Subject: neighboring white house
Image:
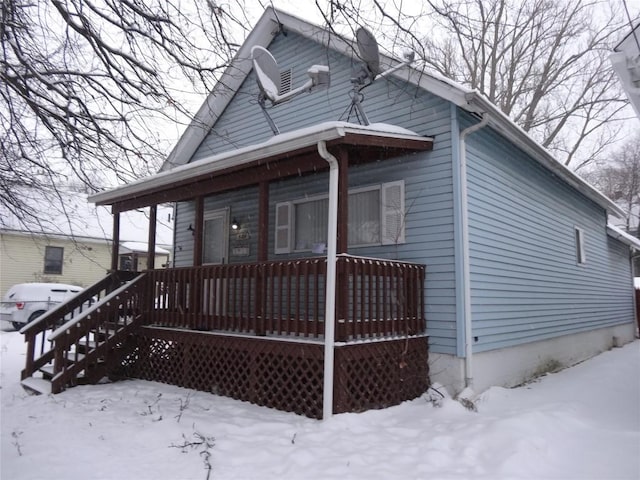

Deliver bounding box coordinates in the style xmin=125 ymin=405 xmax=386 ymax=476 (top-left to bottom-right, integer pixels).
xmin=0 ymin=192 xmax=173 ymax=297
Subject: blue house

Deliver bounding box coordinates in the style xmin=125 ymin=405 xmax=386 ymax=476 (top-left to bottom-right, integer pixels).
xmin=21 ymin=8 xmax=638 ymax=418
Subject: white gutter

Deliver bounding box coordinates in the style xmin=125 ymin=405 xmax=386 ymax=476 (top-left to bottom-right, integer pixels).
xmin=459 ymin=114 xmax=490 ymax=390
xmin=317 ymin=140 xmax=339 ymax=420
xmin=462 ymin=92 xmax=625 ymax=218
xmin=607 ymin=224 xmax=640 ymax=251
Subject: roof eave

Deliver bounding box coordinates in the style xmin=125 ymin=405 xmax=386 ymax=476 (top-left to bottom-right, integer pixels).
xmin=463 ymin=92 xmax=626 ymax=218
xmin=607 ymin=224 xmax=640 ymax=251
xmin=90 ymin=122 xmax=433 ymax=207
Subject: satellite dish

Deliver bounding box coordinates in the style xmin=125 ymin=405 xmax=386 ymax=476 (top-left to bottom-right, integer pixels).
xmin=345 ymin=27 xmax=416 ymax=125
xmin=252 ymin=46 xmax=281 ymax=101
xmin=356 ymin=27 xmax=381 ymax=78
xmin=251 ymin=46 xmax=330 ymax=135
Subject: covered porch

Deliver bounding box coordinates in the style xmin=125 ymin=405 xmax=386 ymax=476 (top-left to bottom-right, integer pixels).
xmin=90 ymin=122 xmax=434 ymax=418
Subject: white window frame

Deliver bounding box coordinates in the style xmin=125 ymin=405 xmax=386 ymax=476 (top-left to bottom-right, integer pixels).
xmin=575 ymin=226 xmax=586 ymax=265
xmin=274 ymin=181 xmax=405 ymax=254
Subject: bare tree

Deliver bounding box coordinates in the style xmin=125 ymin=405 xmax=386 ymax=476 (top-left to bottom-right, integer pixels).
xmin=1 ymin=0 xmax=250 ymax=231
xmin=376 ymin=0 xmax=632 ymax=170
xmin=2 ymin=0 xmax=635 ymax=234
xmin=584 ymin=134 xmax=640 ymax=235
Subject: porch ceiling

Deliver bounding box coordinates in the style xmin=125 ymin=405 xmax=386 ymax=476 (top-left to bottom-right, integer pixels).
xmin=89 ymin=121 xmax=433 ymax=213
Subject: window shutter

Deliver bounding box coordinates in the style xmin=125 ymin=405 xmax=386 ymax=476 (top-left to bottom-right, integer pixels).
xmin=381 ymin=181 xmax=405 ymax=245
xmin=275 ymin=202 xmax=292 ymax=254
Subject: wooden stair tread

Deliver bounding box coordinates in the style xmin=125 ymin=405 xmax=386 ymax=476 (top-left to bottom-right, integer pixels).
xmin=21 ymin=377 xmax=51 ymax=395
xmin=66 ymin=352 xmax=86 ymax=362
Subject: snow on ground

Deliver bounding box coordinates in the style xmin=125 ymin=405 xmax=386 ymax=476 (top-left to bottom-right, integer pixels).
xmin=1 ymin=327 xmax=639 ymax=480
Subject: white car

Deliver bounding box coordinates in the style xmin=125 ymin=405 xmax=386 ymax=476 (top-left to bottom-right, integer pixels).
xmin=0 ymin=283 xmax=84 ymax=331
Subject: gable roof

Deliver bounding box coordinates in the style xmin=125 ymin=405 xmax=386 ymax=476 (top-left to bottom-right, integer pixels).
xmin=155 ymin=7 xmax=623 ymax=219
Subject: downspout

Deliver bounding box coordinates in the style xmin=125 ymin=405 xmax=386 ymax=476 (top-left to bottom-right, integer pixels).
xmin=459 ymin=113 xmax=489 ymax=390
xmin=318 ymin=140 xmax=339 ymax=420
xmin=632 ymin=251 xmax=639 ymax=338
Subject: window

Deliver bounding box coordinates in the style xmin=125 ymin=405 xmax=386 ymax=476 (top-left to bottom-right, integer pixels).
xmin=44 ymin=246 xmax=64 ymax=274
xmin=294 ymin=195 xmax=329 ymax=251
xmin=575 ymin=227 xmax=586 ymax=265
xmin=275 ymin=181 xmax=405 ymax=253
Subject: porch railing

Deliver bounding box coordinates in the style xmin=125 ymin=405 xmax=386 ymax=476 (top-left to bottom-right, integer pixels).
xmin=21 ymin=270 xmax=138 ymax=381
xmin=147 ymin=255 xmax=425 ymax=341
xmin=48 ymin=274 xmax=147 ymax=393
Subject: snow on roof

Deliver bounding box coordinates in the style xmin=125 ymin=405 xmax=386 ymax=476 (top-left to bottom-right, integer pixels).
xmin=89 ymin=121 xmax=432 ymax=206
xmin=120 ymin=241 xmax=171 ymax=255
xmin=153 ymin=7 xmax=623 ymax=219
xmin=606 ymin=224 xmax=640 ymax=250
xmin=1 ymin=188 xmax=173 ymax=246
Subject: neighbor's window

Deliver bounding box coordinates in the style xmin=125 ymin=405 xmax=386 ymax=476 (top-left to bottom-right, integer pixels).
xmin=275 ymin=181 xmax=405 ymax=253
xmin=575 ymin=227 xmax=586 ymax=265
xmin=44 ymin=246 xmax=64 ymax=274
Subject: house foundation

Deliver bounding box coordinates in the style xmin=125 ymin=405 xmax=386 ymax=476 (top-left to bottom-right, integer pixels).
xmin=430 ymin=322 xmax=636 ymax=396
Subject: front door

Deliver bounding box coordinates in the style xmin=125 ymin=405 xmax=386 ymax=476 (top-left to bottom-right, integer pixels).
xmin=202 ymin=209 xmax=229 ymax=316
xmin=202 ymin=209 xmax=229 ymax=265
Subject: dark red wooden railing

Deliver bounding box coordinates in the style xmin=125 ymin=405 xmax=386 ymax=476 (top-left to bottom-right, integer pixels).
xmin=21 ymin=270 xmax=138 ymax=381
xmin=147 ymin=255 xmax=425 ymax=341
xmin=48 ymin=274 xmax=147 ymax=393
xmin=20 ymin=256 xmax=425 ymax=395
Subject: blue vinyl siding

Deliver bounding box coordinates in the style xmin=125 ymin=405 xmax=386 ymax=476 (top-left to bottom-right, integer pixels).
xmin=464 ymin=118 xmax=634 ymax=352
xmin=191 ymin=31 xmax=442 ymax=159
xmin=173 ymin=200 xmax=195 ymax=266
xmin=267 ymin=146 xmax=457 ymax=354
xmin=173 ymin=26 xmax=634 ymax=358
xmin=174 ymin=186 xmax=260 ymax=266
xmin=176 ymin=30 xmax=459 ymax=354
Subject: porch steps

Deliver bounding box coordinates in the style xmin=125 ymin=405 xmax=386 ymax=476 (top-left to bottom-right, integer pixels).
xmin=21 ymin=377 xmax=51 ymax=395
xmin=20 ymin=272 xmax=146 ymax=396
xmin=24 ymin=348 xmax=104 ymax=395
xmin=22 ymin=328 xmax=131 ymax=395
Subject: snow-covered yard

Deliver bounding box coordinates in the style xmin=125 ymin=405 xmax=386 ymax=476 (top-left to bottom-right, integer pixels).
xmin=1 ymin=327 xmax=639 ymax=480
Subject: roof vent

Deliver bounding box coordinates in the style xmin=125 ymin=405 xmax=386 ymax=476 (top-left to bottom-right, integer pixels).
xmin=280 ymin=68 xmax=293 ymax=95
xmin=251 ymin=46 xmax=330 ymax=135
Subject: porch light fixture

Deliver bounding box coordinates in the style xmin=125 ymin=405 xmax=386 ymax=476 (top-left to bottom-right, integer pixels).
xmin=187 ymin=224 xmax=195 ymax=235
xmin=231 ymin=217 xmax=240 ymax=230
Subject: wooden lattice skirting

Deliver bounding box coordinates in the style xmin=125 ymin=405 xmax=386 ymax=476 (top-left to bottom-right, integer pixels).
xmin=121 ymin=327 xmax=429 ymax=419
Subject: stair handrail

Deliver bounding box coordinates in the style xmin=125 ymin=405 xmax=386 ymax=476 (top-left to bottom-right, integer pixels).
xmin=21 ymin=270 xmax=138 ymax=380
xmin=20 ymin=271 xmax=137 ymax=336
xmin=48 ymin=273 xmax=148 ymax=393
xmin=48 ymin=273 xmax=146 ymax=341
